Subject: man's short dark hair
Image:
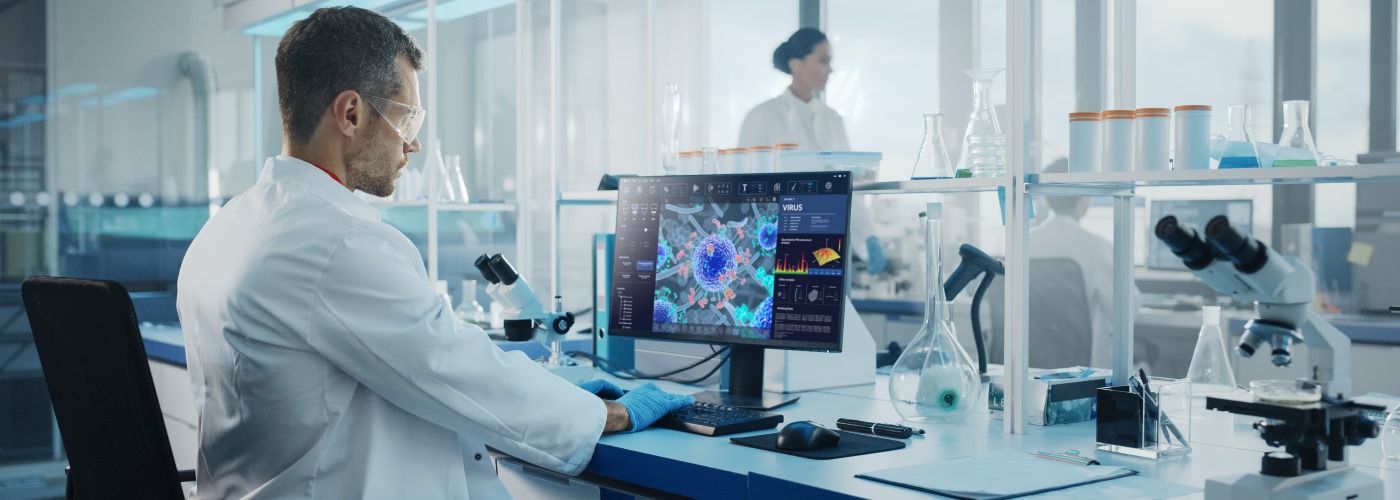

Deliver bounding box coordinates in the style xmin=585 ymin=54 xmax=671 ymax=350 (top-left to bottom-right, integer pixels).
xmin=275 ymin=7 xmax=424 ymax=145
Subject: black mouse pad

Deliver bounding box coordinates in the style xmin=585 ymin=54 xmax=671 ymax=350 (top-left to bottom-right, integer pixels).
xmin=730 ymin=430 xmax=905 ymax=460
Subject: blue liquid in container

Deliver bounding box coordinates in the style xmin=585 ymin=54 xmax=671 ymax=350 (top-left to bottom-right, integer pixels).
xmin=1218 ymin=156 xmax=1259 ymax=169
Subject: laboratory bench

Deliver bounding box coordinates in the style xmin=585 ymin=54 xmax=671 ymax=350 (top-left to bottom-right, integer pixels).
xmin=138 ymin=326 xmax=1400 ymax=499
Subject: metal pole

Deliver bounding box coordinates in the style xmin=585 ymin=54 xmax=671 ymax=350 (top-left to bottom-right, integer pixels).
xmin=1075 ymin=0 xmax=1107 ymax=113
xmin=1005 ymin=0 xmax=1033 ymax=435
xmin=1272 ymin=0 xmax=1315 ymax=246
xmin=1371 ymin=0 xmax=1397 ymax=152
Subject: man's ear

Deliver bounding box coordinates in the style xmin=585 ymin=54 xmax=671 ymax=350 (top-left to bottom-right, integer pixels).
xmin=329 ymin=90 xmax=363 ymax=138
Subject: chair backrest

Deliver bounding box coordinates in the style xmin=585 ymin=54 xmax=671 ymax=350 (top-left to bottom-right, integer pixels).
xmin=22 ymin=276 xmax=183 ymax=499
xmin=988 ymin=258 xmax=1094 ymax=369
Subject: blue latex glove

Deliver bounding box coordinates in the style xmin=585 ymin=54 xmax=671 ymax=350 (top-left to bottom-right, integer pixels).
xmin=614 ymin=383 xmax=696 ymax=433
xmin=576 ymin=379 xmax=625 ymax=400
xmin=865 ymin=236 xmax=887 ymax=276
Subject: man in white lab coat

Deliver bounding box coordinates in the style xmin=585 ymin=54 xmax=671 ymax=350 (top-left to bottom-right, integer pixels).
xmin=1029 ymin=159 xmax=1141 ymax=369
xmin=177 ymin=7 xmax=692 ymax=498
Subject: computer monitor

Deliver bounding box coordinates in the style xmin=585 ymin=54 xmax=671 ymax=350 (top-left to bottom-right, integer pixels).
xmin=609 ymin=172 xmax=853 ymax=409
xmin=1147 ymin=199 xmax=1253 ymax=271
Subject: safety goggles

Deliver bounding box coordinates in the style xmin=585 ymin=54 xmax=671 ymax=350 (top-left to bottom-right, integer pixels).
xmin=363 ymin=94 xmax=426 ymax=145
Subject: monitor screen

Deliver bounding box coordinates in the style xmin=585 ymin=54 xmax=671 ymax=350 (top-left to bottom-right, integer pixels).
xmin=609 ymin=172 xmax=852 ymax=352
xmin=1147 ymin=199 xmax=1253 ymax=271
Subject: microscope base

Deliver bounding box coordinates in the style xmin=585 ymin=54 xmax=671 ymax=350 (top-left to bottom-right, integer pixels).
xmin=542 ymin=357 xmax=594 ymax=385
xmin=1205 ymin=466 xmax=1383 ymax=500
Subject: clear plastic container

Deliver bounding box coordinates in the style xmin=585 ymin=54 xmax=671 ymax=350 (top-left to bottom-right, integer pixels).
xmin=1134 ymin=108 xmax=1171 ymax=171
xmin=777 ymin=151 xmax=883 ymax=180
xmin=1173 ymin=105 xmax=1212 ymax=170
xmin=1068 ymin=112 xmax=1101 ymax=173
xmin=1383 ymin=403 xmax=1400 ymax=461
xmin=678 ymin=151 xmax=701 ymax=174
xmin=1101 ymin=110 xmax=1135 ymax=171
xmin=749 ymin=145 xmax=775 ymax=173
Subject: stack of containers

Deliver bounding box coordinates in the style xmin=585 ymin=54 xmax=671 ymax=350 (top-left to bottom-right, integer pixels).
xmin=1134 ymin=108 xmax=1171 ymax=171
xmin=1068 ymin=112 xmax=1102 ymax=173
xmin=1101 ymin=110 xmax=1136 ymax=172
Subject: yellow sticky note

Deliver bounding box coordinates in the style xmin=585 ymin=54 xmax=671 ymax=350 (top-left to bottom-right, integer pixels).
xmin=1348 ymin=241 xmax=1374 ymax=267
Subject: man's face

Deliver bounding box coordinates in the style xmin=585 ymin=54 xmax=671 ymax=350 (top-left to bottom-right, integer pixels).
xmin=347 ymin=56 xmax=421 ymax=197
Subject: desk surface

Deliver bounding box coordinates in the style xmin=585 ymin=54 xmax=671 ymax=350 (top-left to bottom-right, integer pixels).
xmin=140 ymin=324 xmax=1400 ymax=498
xmin=589 ymin=377 xmax=1400 ymax=499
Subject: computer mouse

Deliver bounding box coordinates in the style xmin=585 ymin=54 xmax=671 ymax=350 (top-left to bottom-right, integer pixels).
xmin=776 ymin=421 xmax=841 ymax=451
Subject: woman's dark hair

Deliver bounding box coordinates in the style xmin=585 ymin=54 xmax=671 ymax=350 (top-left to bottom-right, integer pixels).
xmin=771 ymin=28 xmax=828 ymax=74
xmin=275 ymin=7 xmax=424 ymax=145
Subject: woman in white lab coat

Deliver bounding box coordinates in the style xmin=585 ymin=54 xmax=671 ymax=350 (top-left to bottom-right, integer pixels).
xmin=738 ymin=28 xmax=850 ymax=152
xmin=739 ymin=28 xmax=884 ymax=274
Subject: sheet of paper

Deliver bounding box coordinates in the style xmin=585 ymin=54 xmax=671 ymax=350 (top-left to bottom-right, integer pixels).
xmin=1348 ymin=241 xmax=1374 ymax=267
xmin=1025 ymin=473 xmax=1201 ymax=499
xmin=856 ymin=450 xmax=1136 ymax=500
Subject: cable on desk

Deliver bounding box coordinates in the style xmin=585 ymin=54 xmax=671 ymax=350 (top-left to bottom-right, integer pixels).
xmin=567 ymin=348 xmax=729 ymax=384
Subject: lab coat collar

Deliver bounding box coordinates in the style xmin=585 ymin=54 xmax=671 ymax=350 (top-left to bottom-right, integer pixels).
xmin=782 ymin=86 xmax=826 ymax=111
xmin=260 ymin=155 xmax=381 ymax=222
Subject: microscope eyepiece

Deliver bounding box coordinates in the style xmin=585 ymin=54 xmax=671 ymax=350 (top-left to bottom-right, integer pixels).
xmin=488 ymin=254 xmax=521 ymax=286
xmin=1204 ymin=215 xmax=1269 ymax=274
xmin=1154 ymin=216 xmax=1214 ymax=270
xmin=474 ymin=254 xmax=502 ymax=284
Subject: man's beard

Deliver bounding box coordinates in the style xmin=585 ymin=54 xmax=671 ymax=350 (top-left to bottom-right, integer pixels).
xmin=345 ymin=138 xmax=405 ymax=198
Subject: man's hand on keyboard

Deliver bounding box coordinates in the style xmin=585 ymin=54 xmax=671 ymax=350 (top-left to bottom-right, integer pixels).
xmin=612 ymin=383 xmax=696 ymax=433
xmin=576 ymin=379 xmax=625 ymax=400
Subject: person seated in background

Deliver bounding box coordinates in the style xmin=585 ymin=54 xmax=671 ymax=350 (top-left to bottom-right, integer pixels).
xmin=1030 ymin=158 xmax=1141 ymax=368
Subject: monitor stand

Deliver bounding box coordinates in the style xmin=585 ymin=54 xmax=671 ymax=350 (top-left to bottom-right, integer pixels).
xmin=690 ymin=345 xmax=798 ymax=411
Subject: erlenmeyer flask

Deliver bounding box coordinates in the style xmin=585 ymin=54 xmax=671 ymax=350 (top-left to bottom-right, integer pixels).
xmin=910 ymin=114 xmax=954 ymax=180
xmin=661 ymin=82 xmax=682 ymax=174
xmin=956 ymin=68 xmax=1004 ymax=178
xmin=888 ymin=203 xmax=981 ymax=423
xmin=1219 ymin=104 xmax=1260 ymax=169
xmin=1274 ymin=100 xmax=1321 ymax=167
xmin=1185 ymin=306 xmax=1237 ymax=394
xmin=699 ymin=147 xmax=719 ymax=174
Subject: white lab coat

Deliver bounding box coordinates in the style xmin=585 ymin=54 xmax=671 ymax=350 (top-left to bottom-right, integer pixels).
xmin=736 ymin=88 xmax=879 ymax=262
xmin=737 ymin=87 xmax=850 ymax=152
xmin=177 ymin=156 xmax=605 ymax=499
xmin=1028 ymin=214 xmax=1142 ymax=369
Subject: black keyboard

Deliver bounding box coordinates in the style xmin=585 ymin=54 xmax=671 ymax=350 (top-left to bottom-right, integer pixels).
xmin=654 ymin=402 xmax=784 ymax=436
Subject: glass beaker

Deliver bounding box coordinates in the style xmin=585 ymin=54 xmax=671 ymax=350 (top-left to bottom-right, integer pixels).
xmin=1274 ymin=100 xmax=1320 ymax=167
xmin=956 ymin=68 xmax=1004 ymax=177
xmin=455 ymin=279 xmax=489 ymax=327
xmin=1185 ymin=306 xmax=1237 ymax=394
xmin=699 ymin=147 xmax=719 ymax=174
xmin=661 ymin=82 xmax=681 ymax=174
xmin=911 ymin=114 xmax=954 ymax=180
xmin=1383 ymin=403 xmax=1400 ymax=460
xmin=1219 ymin=104 xmax=1261 ymax=169
xmin=888 ymin=203 xmax=981 ymax=423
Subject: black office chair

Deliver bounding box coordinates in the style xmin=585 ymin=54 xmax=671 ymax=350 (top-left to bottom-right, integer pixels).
xmin=988 ymin=258 xmax=1094 ymax=368
xmin=21 ymin=277 xmax=194 ymax=499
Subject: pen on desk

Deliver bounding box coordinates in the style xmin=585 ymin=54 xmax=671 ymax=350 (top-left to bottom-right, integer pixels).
xmin=1032 ymin=450 xmax=1100 ymax=466
xmin=836 ymin=418 xmax=923 ymax=439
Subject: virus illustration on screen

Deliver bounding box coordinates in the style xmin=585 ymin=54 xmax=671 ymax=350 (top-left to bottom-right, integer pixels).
xmin=651 ymin=200 xmax=779 ymax=339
